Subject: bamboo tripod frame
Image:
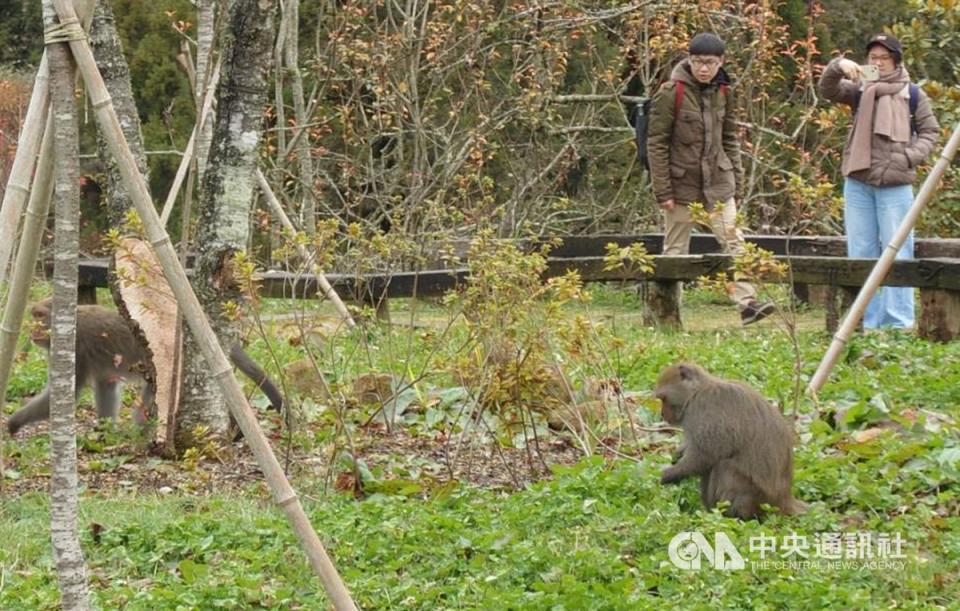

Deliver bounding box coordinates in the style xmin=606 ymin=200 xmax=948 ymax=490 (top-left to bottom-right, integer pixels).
xmin=0 ymin=2 xmax=358 ymax=607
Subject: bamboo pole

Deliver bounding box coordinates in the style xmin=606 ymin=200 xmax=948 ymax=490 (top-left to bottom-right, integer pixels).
xmin=808 ymin=120 xmax=960 ymax=395
xmin=0 ymin=55 xmax=49 ymax=286
xmin=158 ymin=59 xmax=221 ymax=227
xmin=254 ymin=168 xmax=356 ymax=328
xmin=49 ymin=2 xmax=357 ymax=608
xmin=0 ymin=113 xmax=56 ymax=479
xmin=0 ymin=0 xmax=94 ymax=286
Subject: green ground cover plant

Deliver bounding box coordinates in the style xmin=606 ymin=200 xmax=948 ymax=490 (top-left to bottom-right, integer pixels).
xmin=3 ymin=282 xmax=959 ymax=609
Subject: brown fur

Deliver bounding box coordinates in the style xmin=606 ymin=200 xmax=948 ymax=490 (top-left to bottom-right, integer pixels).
xmin=656 ymin=362 xmax=806 ymax=519
xmin=7 ymin=300 xmax=283 ymax=436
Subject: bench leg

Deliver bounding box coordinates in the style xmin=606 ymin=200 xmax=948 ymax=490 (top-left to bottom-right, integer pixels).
xmin=792 ymin=282 xmax=810 ymax=305
xmin=824 ymin=286 xmax=859 ymax=333
xmin=919 ymin=289 xmax=960 ymax=342
xmin=641 ymin=280 xmax=682 ymax=330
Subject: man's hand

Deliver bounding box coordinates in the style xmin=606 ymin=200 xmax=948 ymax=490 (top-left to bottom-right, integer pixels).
xmin=838 ymin=58 xmax=860 ymax=81
xmin=660 ymin=199 xmax=675 ymax=210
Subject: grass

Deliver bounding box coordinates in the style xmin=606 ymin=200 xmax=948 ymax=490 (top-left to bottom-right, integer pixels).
xmin=2 ymin=286 xmax=960 ymax=608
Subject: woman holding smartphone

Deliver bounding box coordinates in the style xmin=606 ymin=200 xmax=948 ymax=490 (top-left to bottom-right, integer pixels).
xmin=818 ymin=33 xmax=940 ymax=330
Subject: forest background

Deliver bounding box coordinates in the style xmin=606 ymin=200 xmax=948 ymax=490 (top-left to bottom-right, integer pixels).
xmin=2 ymin=0 xmax=959 ymax=255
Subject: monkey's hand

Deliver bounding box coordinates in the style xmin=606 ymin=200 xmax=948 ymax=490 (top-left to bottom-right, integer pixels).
xmin=671 ymin=442 xmax=686 ymax=464
xmin=660 ymin=465 xmax=687 ymax=485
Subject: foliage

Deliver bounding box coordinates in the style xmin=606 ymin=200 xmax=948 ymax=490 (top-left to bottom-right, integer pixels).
xmin=5 ymin=280 xmax=960 ymax=606
xmin=439 ymin=229 xmax=611 ymax=449
xmin=279 ymin=0 xmax=956 ymax=241
xmin=3 ymin=425 xmax=960 ymax=608
xmin=894 ymin=0 xmax=960 ymax=237
xmin=4 ymin=1 xmax=960 ymax=245
xmin=0 ymin=0 xmax=42 ymax=68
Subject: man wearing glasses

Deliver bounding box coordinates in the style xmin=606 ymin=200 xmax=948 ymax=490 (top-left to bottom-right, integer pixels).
xmin=819 ymin=33 xmax=940 ymax=330
xmin=647 ymin=33 xmax=775 ymax=326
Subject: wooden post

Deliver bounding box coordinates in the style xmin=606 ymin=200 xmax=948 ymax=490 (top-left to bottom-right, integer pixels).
xmin=641 ymin=281 xmax=682 ymax=330
xmin=824 ymin=285 xmax=859 ymax=334
xmin=792 ymin=282 xmax=810 ymax=305
xmin=918 ymin=289 xmax=960 ymax=342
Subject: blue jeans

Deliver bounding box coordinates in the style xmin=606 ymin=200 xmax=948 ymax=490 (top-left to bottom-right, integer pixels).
xmin=843 ymin=178 xmax=915 ymax=329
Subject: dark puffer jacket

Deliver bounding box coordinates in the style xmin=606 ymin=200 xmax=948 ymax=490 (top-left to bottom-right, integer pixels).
xmin=818 ymin=58 xmax=939 ymax=187
xmin=647 ymin=60 xmax=744 ymax=208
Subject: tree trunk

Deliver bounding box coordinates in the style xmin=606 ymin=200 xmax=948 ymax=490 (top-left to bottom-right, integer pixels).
xmin=194 ymin=0 xmax=217 ymax=182
xmin=44 ymin=0 xmax=91 ymax=605
xmin=89 ymin=0 xmax=149 ymax=224
xmin=176 ymin=0 xmax=278 ymax=445
xmin=282 ymin=0 xmax=316 ymax=234
xmin=88 ymin=0 xmax=161 ymax=441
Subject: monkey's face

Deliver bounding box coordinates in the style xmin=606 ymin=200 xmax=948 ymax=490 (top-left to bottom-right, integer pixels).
xmin=655 ymin=363 xmax=701 ymax=425
xmin=29 ymin=303 xmax=52 ymax=349
xmin=657 ymin=390 xmax=685 ymax=424
xmin=655 ymin=379 xmax=687 ymax=424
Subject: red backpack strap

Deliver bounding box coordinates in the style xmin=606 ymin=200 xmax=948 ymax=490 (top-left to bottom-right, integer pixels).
xmin=675 ymin=81 xmax=727 ymax=115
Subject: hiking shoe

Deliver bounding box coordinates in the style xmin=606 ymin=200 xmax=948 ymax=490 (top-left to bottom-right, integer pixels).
xmin=741 ymin=301 xmax=776 ymax=326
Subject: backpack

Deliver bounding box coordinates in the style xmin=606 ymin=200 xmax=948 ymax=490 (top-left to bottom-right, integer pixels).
xmin=635 ymin=81 xmax=729 ymax=171
xmin=852 ymin=83 xmax=921 ymax=135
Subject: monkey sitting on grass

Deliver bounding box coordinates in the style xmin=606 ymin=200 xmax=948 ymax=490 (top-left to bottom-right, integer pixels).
xmin=655 ymin=362 xmax=807 ymax=519
xmin=6 ymin=299 xmax=283 ymax=437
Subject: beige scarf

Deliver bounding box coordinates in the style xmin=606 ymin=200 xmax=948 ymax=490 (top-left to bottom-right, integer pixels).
xmin=843 ymin=66 xmax=912 ymax=176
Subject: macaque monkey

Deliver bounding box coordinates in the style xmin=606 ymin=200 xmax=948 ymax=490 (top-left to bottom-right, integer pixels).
xmin=6 ymin=300 xmax=284 ymax=436
xmin=655 ymin=363 xmax=806 ymax=519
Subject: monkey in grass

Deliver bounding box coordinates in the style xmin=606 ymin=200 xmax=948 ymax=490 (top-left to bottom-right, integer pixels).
xmin=655 ymin=362 xmax=807 ymax=519
xmin=6 ymin=299 xmax=283 ymax=437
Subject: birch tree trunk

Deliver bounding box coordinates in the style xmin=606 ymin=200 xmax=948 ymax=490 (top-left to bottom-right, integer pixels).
xmin=193 ymin=0 xmax=217 ymax=182
xmin=43 ymin=0 xmax=91 ymax=605
xmin=176 ymin=0 xmax=278 ymax=445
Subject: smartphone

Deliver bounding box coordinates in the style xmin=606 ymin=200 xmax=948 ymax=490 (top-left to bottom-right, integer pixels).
xmin=859 ymin=64 xmax=879 ymax=82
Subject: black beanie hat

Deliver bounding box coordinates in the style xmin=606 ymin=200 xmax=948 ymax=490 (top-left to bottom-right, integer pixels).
xmin=689 ymin=33 xmax=725 ymax=56
xmin=866 ymin=33 xmax=903 ymax=63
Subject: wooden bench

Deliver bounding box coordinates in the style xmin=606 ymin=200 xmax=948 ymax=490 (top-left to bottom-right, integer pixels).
xmin=72 ymin=235 xmax=960 ymax=340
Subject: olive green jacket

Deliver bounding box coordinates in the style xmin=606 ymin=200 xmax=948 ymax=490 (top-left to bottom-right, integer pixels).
xmin=647 ymin=61 xmax=744 ymax=208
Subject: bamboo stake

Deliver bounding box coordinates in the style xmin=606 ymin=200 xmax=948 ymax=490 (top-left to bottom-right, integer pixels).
xmin=0 ymin=113 xmax=56 ymax=479
xmin=0 ymin=55 xmax=48 ymax=286
xmin=50 ymin=2 xmax=357 ymax=607
xmin=254 ymin=168 xmax=356 ymax=328
xmin=158 ymin=58 xmax=221 ymax=227
xmin=0 ymin=0 xmax=94 ymax=285
xmin=808 ymin=120 xmax=960 ymax=395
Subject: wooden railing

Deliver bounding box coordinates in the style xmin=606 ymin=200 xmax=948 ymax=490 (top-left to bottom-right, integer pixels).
xmin=71 ymin=234 xmax=960 ymax=340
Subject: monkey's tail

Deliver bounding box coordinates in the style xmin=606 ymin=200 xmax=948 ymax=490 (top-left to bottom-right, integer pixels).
xmin=229 ymin=344 xmax=285 ymax=413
